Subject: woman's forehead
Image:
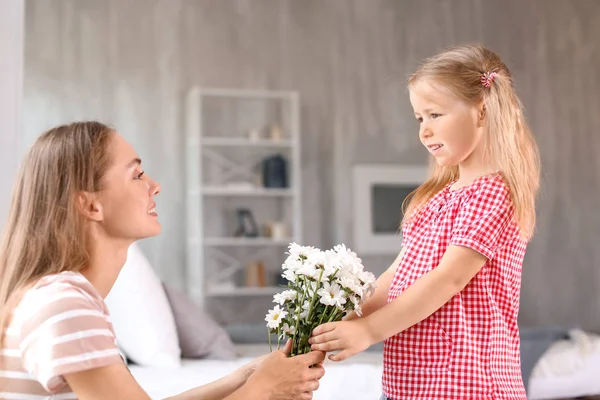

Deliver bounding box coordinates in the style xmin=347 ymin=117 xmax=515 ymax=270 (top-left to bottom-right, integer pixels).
xmin=109 ymin=133 xmax=139 ymax=165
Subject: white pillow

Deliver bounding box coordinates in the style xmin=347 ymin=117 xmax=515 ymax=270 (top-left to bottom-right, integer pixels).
xmin=105 ymin=242 xmax=181 ymax=368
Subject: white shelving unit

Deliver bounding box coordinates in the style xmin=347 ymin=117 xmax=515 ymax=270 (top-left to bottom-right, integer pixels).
xmin=184 ymin=87 xmax=302 ymax=306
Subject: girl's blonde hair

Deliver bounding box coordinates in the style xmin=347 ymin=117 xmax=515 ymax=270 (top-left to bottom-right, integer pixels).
xmin=0 ymin=121 xmax=115 ymax=345
xmin=403 ymin=44 xmax=540 ymax=239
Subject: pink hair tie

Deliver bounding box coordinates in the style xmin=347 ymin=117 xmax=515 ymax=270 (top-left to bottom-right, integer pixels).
xmin=480 ymin=71 xmax=498 ymax=88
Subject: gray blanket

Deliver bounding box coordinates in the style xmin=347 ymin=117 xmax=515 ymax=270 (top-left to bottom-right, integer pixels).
xmin=520 ymin=326 xmax=570 ymax=394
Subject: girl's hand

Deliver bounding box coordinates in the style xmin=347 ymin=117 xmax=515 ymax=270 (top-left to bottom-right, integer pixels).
xmin=309 ymin=319 xmax=373 ymax=362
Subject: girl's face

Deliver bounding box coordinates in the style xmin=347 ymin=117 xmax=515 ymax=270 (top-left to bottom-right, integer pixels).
xmin=409 ymin=79 xmax=486 ymax=170
xmin=92 ymin=133 xmax=161 ymax=241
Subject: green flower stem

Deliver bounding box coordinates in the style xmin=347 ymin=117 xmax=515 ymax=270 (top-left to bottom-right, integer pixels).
xmin=291 ymin=276 xmax=307 ymax=356
xmin=277 ymin=328 xmax=281 ymax=350
xmin=327 ymin=306 xmax=341 ymax=322
xmin=305 ymin=270 xmax=324 ymax=322
xmin=317 ymin=305 xmax=329 ymax=326
xmin=268 ymin=329 xmax=272 ymax=352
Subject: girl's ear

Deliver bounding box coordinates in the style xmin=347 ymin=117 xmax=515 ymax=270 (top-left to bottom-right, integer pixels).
xmin=478 ymin=103 xmax=487 ymax=127
xmin=75 ymin=192 xmax=104 ymax=222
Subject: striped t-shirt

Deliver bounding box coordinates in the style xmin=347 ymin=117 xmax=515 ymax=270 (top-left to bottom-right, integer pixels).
xmin=0 ymin=272 xmax=124 ymax=399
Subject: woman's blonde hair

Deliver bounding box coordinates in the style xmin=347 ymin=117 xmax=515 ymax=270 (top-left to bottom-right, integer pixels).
xmin=0 ymin=121 xmax=115 ymax=345
xmin=403 ymin=44 xmax=540 ymax=239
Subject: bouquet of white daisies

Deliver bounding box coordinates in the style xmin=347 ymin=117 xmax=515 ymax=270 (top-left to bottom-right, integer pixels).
xmin=265 ymin=243 xmax=377 ymax=356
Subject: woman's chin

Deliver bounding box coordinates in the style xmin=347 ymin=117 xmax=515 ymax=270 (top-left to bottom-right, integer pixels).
xmin=139 ymin=223 xmax=162 ymax=239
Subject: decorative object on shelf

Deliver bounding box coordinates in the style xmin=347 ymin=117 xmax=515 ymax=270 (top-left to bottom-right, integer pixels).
xmin=269 ymin=124 xmax=284 ymax=141
xmin=246 ymin=261 xmax=267 ymax=287
xmin=261 ymin=154 xmax=288 ymax=188
xmin=264 ymin=221 xmax=287 ymax=239
xmin=234 ymin=208 xmax=259 ymax=237
xmin=247 ymin=128 xmax=262 ymax=141
xmin=265 ymin=243 xmax=377 ymax=356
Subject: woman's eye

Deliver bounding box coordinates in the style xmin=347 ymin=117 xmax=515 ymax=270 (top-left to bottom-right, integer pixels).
xmin=135 ymin=171 xmax=145 ymax=180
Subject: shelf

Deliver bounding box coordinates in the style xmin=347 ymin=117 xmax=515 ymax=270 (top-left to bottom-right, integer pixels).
xmin=206 ymin=286 xmax=283 ymax=297
xmin=205 ymin=237 xmax=293 ymax=246
xmin=202 ymin=187 xmax=293 ymax=197
xmin=201 ymin=137 xmax=293 ymax=148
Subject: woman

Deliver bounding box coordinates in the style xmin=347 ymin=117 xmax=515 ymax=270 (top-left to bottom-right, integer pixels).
xmin=0 ymin=121 xmax=325 ymax=400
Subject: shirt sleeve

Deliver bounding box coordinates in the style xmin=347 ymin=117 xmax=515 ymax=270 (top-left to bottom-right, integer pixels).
xmin=18 ymin=283 xmax=123 ymax=392
xmin=449 ymin=179 xmax=514 ymax=260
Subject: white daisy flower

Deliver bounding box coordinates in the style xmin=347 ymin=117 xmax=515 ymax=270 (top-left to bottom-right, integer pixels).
xmin=283 ymin=323 xmax=296 ymax=336
xmin=273 ymin=289 xmax=298 ymax=305
xmin=339 ymin=276 xmax=363 ymax=296
xmin=358 ymin=270 xmax=377 ymax=285
xmin=265 ymin=305 xmax=288 ymax=329
xmin=297 ymin=262 xmax=320 ymax=279
xmin=308 ymin=251 xmax=339 ymax=278
xmin=317 ymin=282 xmax=347 ymax=307
xmin=288 ymin=242 xmax=321 ymax=260
xmin=282 ymin=269 xmax=297 ymax=283
xmin=283 ymin=257 xmax=303 ymax=273
xmin=298 ymin=300 xmax=310 ymax=320
xmin=349 ymin=295 xmax=363 ymax=317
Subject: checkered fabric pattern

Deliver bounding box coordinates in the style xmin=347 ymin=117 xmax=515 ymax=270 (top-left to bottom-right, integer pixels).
xmin=382 ymin=174 xmax=528 ymax=400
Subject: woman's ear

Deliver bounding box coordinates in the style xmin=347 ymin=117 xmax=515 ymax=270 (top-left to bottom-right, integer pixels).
xmin=75 ymin=192 xmax=104 ymax=222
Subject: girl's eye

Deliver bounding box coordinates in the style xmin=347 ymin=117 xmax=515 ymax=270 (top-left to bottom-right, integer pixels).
xmin=135 ymin=171 xmax=145 ymax=180
xmin=431 ymin=113 xmax=442 ymax=119
xmin=416 ymin=117 xmax=423 ymax=123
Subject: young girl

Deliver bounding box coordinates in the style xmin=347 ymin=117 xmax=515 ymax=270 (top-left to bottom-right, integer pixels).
xmin=310 ymin=44 xmax=540 ymax=400
xmin=0 ymin=121 xmax=325 ymax=400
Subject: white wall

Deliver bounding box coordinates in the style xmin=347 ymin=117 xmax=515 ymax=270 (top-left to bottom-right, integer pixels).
xmin=0 ymin=0 xmax=24 ymax=228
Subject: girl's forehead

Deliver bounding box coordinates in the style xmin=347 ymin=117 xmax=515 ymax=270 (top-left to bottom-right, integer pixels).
xmin=409 ymin=80 xmax=457 ymax=108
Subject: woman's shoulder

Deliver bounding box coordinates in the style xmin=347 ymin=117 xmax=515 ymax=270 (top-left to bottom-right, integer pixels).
xmin=16 ymin=272 xmax=106 ymax=321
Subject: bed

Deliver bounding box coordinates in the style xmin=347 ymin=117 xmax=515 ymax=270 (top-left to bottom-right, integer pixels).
xmin=130 ymin=344 xmax=384 ymax=400
xmin=130 ymin=338 xmax=600 ymax=400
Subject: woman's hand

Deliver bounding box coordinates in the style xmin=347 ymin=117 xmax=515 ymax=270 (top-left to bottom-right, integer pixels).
xmin=309 ymin=319 xmax=374 ymax=362
xmin=241 ymin=352 xmax=270 ymax=380
xmin=244 ymin=340 xmax=326 ymax=400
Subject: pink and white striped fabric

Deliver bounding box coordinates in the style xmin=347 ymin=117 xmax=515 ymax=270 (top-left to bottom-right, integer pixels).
xmin=0 ymin=272 xmax=124 ymax=398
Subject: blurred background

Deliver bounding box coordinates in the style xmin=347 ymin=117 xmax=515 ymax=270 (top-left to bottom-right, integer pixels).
xmin=2 ymin=0 xmax=600 ymax=333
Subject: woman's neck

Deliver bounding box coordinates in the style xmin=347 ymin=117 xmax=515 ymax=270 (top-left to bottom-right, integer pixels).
xmin=81 ymin=238 xmax=132 ymax=298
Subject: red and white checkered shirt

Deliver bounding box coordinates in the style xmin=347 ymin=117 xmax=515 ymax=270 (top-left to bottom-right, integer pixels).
xmin=383 ymin=174 xmax=528 ymax=400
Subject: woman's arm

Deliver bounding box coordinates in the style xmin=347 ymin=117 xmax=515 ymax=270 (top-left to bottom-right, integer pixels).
xmin=64 ymin=362 xmax=249 ymax=400
xmin=344 ymin=248 xmax=404 ymax=321
xmin=64 ymin=343 xmax=326 ymax=400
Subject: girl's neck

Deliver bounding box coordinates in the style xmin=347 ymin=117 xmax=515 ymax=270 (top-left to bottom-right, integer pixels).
xmin=452 ymin=164 xmax=497 ymax=191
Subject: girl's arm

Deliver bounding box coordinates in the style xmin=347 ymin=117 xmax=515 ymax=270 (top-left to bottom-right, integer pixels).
xmin=310 ymin=245 xmax=487 ymax=361
xmin=344 ymin=248 xmax=405 ymax=321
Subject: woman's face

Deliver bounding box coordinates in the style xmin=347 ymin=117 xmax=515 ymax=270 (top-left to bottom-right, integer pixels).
xmin=93 ymin=133 xmax=161 ymax=241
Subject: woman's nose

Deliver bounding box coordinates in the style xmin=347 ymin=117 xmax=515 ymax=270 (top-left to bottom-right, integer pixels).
xmin=147 ymin=176 xmax=161 ymax=196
